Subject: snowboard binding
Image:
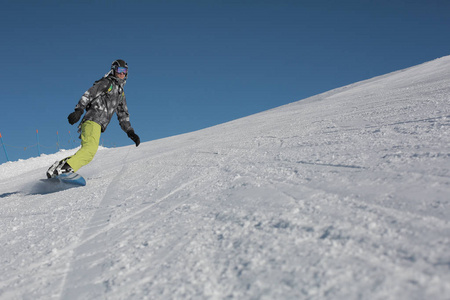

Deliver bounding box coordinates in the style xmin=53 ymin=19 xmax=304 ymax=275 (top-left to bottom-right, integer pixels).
xmin=46 ymin=158 xmax=74 ymax=179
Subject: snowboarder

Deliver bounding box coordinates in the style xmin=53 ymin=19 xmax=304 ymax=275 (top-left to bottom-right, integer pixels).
xmin=47 ymin=59 xmax=140 ymax=178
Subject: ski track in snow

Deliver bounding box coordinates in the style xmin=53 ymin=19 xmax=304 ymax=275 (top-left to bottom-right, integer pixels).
xmin=0 ymin=56 xmax=450 ymax=299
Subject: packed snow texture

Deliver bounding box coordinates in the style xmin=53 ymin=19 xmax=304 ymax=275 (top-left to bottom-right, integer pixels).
xmin=1 ymin=57 xmax=449 ymax=299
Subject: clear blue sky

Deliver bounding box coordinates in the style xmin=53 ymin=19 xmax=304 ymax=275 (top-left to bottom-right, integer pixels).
xmin=1 ymin=0 xmax=449 ymax=163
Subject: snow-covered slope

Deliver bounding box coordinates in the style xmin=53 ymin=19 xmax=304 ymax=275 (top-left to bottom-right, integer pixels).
xmin=1 ymin=56 xmax=449 ymax=299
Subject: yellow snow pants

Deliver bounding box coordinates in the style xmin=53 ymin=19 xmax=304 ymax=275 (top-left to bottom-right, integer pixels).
xmin=66 ymin=120 xmax=101 ymax=172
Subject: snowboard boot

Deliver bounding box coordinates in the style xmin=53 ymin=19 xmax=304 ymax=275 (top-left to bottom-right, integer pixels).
xmin=46 ymin=159 xmax=74 ymax=178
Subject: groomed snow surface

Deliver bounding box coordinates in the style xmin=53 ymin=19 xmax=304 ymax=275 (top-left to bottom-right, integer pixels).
xmin=1 ymin=56 xmax=449 ymax=300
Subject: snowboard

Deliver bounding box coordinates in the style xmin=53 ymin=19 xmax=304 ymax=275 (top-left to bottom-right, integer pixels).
xmin=45 ymin=173 xmax=86 ymax=186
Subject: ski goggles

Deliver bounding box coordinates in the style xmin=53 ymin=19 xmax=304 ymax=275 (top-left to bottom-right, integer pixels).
xmin=115 ymin=66 xmax=128 ymax=74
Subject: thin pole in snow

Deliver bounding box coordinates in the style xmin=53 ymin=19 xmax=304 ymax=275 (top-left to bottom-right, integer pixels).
xmin=0 ymin=132 xmax=10 ymax=161
xmin=69 ymin=130 xmax=74 ymax=148
xmin=56 ymin=131 xmax=60 ymax=151
xmin=36 ymin=129 xmax=41 ymax=156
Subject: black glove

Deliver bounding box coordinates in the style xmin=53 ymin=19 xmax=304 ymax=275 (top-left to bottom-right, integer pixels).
xmin=68 ymin=108 xmax=83 ymax=125
xmin=127 ymin=130 xmax=140 ymax=147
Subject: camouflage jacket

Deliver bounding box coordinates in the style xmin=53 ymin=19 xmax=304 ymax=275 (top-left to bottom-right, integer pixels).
xmin=75 ymin=76 xmax=133 ymax=133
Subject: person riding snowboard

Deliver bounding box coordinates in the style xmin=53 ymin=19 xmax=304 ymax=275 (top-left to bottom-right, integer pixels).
xmin=47 ymin=59 xmax=140 ymax=178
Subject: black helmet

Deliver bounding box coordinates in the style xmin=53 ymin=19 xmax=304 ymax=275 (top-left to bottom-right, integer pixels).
xmin=111 ymin=59 xmax=128 ymax=70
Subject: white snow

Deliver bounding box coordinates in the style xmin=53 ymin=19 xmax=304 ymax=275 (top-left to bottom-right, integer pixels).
xmin=1 ymin=56 xmax=449 ymax=299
